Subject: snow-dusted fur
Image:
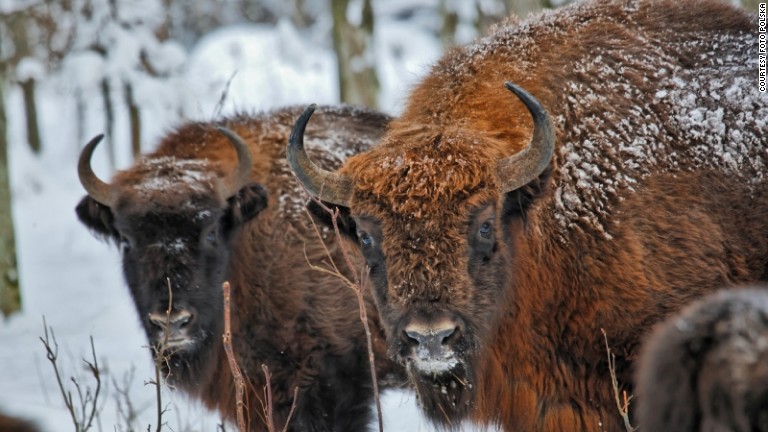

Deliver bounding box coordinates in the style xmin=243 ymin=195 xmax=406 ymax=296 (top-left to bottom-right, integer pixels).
xmin=76 ymin=106 xmax=404 ymax=431
xmin=636 ymin=288 xmax=768 ymax=432
xmin=300 ymin=0 xmax=768 ymax=430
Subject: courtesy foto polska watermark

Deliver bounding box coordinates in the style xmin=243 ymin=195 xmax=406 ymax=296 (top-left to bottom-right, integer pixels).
xmin=760 ymin=2 xmax=766 ymax=92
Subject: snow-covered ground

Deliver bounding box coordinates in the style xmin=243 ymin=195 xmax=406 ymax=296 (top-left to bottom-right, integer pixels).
xmin=0 ymin=4 xmax=500 ymax=431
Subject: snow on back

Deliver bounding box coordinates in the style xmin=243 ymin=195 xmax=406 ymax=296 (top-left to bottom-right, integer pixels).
xmin=449 ymin=2 xmax=767 ymax=241
xmin=551 ymin=27 xmax=766 ymax=240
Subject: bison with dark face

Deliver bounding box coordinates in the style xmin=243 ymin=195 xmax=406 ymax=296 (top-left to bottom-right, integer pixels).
xmin=76 ymin=106 xmax=403 ymax=431
xmin=288 ymin=0 xmax=768 ymax=430
xmin=636 ymin=287 xmax=768 ymax=432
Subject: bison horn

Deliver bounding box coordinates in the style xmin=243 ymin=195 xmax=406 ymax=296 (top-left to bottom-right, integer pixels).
xmin=287 ymin=104 xmax=353 ymax=206
xmin=496 ymin=82 xmax=555 ymax=193
xmin=217 ymin=127 xmax=254 ymax=198
xmin=78 ymin=134 xmax=114 ymax=206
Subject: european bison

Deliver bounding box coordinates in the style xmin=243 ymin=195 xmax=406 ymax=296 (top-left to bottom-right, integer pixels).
xmin=636 ymin=287 xmax=768 ymax=432
xmin=288 ymin=0 xmax=768 ymax=430
xmin=76 ymin=105 xmax=403 ymax=431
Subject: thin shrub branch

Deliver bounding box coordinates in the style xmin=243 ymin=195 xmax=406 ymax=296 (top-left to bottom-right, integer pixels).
xmin=303 ymin=195 xmax=384 ymax=432
xmin=39 ymin=316 xmax=102 ymax=432
xmin=222 ymin=281 xmax=248 ymax=431
xmin=601 ymin=328 xmax=636 ymax=432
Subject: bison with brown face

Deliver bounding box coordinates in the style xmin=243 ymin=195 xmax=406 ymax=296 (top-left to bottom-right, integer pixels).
xmin=288 ymin=0 xmax=768 ymax=430
xmin=636 ymin=287 xmax=768 ymax=432
xmin=76 ymin=106 xmax=403 ymax=431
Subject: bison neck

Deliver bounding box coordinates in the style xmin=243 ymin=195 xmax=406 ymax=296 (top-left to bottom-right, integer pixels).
xmin=191 ymin=222 xmax=317 ymax=430
xmin=471 ymin=222 xmax=625 ymax=431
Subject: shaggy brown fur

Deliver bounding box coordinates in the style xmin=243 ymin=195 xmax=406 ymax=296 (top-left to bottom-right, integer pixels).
xmin=636 ymin=287 xmax=768 ymax=432
xmin=76 ymin=106 xmax=405 ymax=431
xmin=295 ymin=0 xmax=767 ymax=430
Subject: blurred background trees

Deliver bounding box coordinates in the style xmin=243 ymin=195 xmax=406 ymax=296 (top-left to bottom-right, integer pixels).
xmin=0 ymin=0 xmax=759 ymax=317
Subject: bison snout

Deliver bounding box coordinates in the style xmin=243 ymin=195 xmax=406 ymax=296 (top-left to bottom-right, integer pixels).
xmin=147 ymin=307 xmax=196 ymax=348
xmin=405 ymin=326 xmax=457 ymax=357
xmin=402 ymin=318 xmax=464 ymax=374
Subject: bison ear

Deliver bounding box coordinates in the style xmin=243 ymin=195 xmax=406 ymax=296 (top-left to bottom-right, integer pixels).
xmin=75 ymin=196 xmax=117 ymax=241
xmin=501 ymin=165 xmax=552 ymax=225
xmin=306 ymin=199 xmax=357 ymax=241
xmin=226 ymin=183 xmax=268 ymax=226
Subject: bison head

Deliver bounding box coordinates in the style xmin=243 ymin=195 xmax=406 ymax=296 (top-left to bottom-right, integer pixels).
xmin=288 ymin=83 xmax=554 ymax=422
xmin=75 ymin=128 xmax=267 ymax=384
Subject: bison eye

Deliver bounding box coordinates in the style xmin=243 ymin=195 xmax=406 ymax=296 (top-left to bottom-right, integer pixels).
xmin=479 ymin=221 xmax=493 ymax=239
xmin=203 ymin=226 xmax=218 ymax=247
xmin=119 ymin=235 xmax=132 ymax=254
xmin=359 ymin=231 xmax=374 ymax=248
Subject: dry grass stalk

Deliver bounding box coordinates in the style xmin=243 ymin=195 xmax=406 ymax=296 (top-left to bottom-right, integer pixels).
xmin=39 ymin=316 xmax=102 ymax=432
xmin=144 ymin=278 xmax=177 ymax=432
xmin=222 ymin=281 xmax=248 ymax=431
xmin=303 ymin=196 xmax=384 ymax=432
xmin=259 ymin=364 xmax=299 ymax=432
xmin=601 ymin=328 xmax=636 ymax=432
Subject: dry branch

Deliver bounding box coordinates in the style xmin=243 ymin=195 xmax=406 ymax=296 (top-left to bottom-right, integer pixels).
xmin=39 ymin=317 xmax=102 ymax=432
xmin=222 ymin=281 xmax=248 ymax=431
xmin=601 ymin=328 xmax=636 ymax=432
xmin=303 ymin=196 xmax=384 ymax=432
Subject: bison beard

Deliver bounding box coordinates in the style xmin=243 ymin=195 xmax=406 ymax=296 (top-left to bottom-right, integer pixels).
xmin=289 ymin=0 xmax=768 ymax=430
xmin=75 ymin=106 xmax=405 ymax=431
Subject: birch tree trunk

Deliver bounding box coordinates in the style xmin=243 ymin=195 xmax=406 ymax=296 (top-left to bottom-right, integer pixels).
xmin=331 ymin=0 xmax=378 ymax=107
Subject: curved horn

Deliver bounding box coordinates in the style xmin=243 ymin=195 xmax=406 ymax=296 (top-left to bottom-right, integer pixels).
xmin=496 ymin=82 xmax=555 ymax=193
xmin=78 ymin=134 xmax=113 ymax=206
xmin=287 ymin=104 xmax=353 ymax=206
xmin=217 ymin=127 xmax=253 ymax=198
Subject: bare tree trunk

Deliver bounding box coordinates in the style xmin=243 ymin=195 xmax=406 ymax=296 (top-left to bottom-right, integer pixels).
xmin=8 ymin=11 xmax=42 ymax=154
xmin=503 ymin=0 xmax=546 ymax=19
xmin=0 ymin=77 xmax=22 ymax=318
xmin=331 ymin=0 xmax=378 ymax=107
xmin=101 ymin=78 xmax=116 ymax=169
xmin=740 ymin=0 xmax=759 ymax=11
xmin=124 ymin=81 xmax=141 ymax=160
xmin=20 ymin=78 xmax=41 ymax=154
xmin=439 ymin=0 xmax=459 ymax=47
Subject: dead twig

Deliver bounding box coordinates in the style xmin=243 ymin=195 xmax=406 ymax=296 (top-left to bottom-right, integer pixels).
xmin=303 ymin=196 xmax=384 ymax=432
xmin=212 ymin=70 xmax=237 ymax=119
xmin=261 ymin=365 xmax=275 ymax=432
xmin=258 ymin=364 xmax=299 ymax=432
xmin=145 ymin=278 xmax=175 ymax=432
xmin=282 ymin=387 xmax=299 ymax=432
xmin=39 ymin=316 xmax=102 ymax=432
xmin=222 ymin=281 xmax=248 ymax=431
xmin=601 ymin=328 xmax=636 ymax=432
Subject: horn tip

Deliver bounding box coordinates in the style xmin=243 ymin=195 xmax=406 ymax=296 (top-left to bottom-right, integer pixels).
xmin=86 ymin=134 xmax=106 ymax=148
xmin=504 ymin=81 xmax=527 ymax=100
xmin=303 ymin=103 xmax=318 ymax=116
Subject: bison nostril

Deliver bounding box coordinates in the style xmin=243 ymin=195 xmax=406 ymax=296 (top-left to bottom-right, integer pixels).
xmin=405 ymin=329 xmax=425 ymax=346
xmin=148 ymin=313 xmax=168 ymax=330
xmin=171 ymin=310 xmax=193 ymax=328
xmin=437 ymin=326 xmax=458 ymax=345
